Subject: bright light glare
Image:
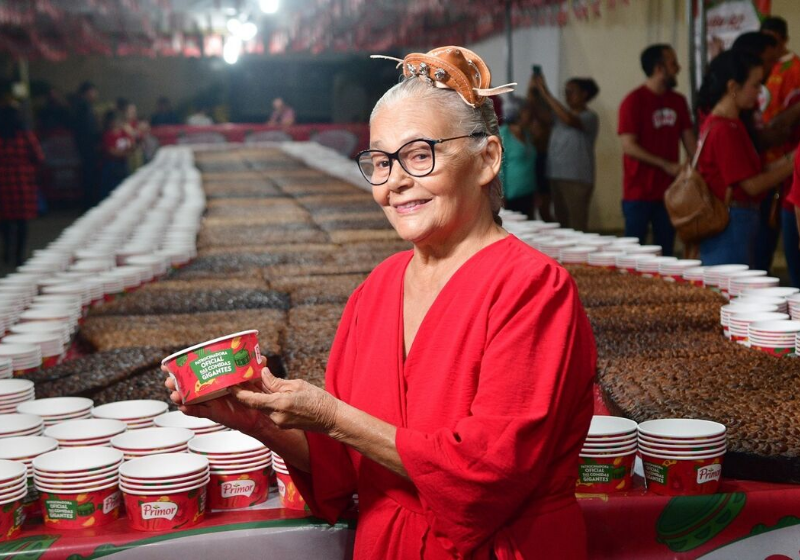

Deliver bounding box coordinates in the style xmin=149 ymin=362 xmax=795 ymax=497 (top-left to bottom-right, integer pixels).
xmin=259 ymin=0 xmax=279 ymax=14
xmin=223 ymin=37 xmax=242 ymax=64
xmin=239 ymin=22 xmax=258 ymax=41
xmin=227 ymin=18 xmax=241 ymax=34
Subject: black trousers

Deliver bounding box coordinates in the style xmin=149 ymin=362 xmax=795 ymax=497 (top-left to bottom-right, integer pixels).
xmin=1 ymin=220 xmax=28 ymax=266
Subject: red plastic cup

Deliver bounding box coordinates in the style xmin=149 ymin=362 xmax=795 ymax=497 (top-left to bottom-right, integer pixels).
xmin=641 ymin=450 xmax=725 ymax=496
xmin=0 ymin=494 xmax=26 ymax=541
xmin=162 ymin=330 xmax=262 ymax=405
xmin=208 ymin=467 xmax=270 ymax=510
xmin=576 ymin=450 xmax=636 ymax=493
xmin=123 ymin=482 xmax=207 ymax=532
xmin=38 ymin=483 xmax=121 ymax=529
xmin=275 ymin=471 xmax=305 ymax=511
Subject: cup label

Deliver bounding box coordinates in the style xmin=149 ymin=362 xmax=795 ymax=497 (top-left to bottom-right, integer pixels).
xmin=45 ymin=499 xmax=78 ymax=520
xmin=644 ymin=461 xmax=668 ymax=485
xmin=578 ymin=463 xmax=627 ymax=484
xmin=141 ymin=501 xmax=179 ymax=520
xmin=190 ymin=349 xmax=237 ymax=383
xmin=221 ymin=479 xmax=255 ymax=498
xmin=696 ymin=464 xmax=722 ymax=484
xmin=103 ymin=491 xmax=121 ymax=514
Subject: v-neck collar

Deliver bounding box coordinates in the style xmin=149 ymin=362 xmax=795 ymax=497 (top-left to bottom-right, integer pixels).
xmin=398 ymin=234 xmax=513 ymax=366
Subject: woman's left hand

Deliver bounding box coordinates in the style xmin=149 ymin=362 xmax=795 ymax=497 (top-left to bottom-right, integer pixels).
xmin=533 ymin=74 xmax=551 ymax=96
xmin=230 ymin=367 xmax=340 ymax=434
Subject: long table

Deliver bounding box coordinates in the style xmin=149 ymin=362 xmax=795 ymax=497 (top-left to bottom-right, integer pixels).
xmin=0 ymin=497 xmax=355 ymax=559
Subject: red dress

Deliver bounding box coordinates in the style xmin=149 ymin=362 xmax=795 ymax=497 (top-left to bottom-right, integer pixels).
xmin=290 ymin=235 xmax=597 ymax=559
xmin=0 ymin=131 xmax=44 ymax=220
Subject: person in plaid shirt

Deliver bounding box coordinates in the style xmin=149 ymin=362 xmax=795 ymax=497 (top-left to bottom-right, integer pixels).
xmin=0 ymin=104 xmax=44 ymax=266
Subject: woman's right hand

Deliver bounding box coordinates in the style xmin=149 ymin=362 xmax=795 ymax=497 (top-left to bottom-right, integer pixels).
xmin=163 ymin=367 xmax=265 ymax=435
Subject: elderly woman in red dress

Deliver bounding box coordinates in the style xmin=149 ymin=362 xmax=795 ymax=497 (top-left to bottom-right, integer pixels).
xmin=0 ymin=104 xmax=44 ymax=266
xmin=166 ymin=46 xmax=596 ymax=559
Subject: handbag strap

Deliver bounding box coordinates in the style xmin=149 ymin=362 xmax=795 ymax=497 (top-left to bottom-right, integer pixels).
xmin=690 ymin=121 xmax=715 ymax=170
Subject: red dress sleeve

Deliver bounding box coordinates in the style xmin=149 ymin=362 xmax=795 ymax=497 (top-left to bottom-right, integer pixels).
xmin=395 ymin=263 xmax=596 ymax=555
xmin=617 ymin=92 xmax=637 ymax=136
xmin=287 ymin=286 xmax=363 ymax=523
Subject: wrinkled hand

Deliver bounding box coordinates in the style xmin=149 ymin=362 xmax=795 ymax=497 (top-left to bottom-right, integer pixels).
xmin=230 ymin=367 xmax=339 ymax=434
xmin=163 ymin=365 xmax=265 ymax=435
xmin=662 ymin=161 xmax=682 ymax=177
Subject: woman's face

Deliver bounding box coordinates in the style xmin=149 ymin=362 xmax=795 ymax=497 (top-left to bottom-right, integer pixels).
xmin=564 ymin=82 xmax=586 ymax=109
xmin=733 ymin=66 xmax=764 ymax=110
xmin=369 ymin=98 xmax=500 ymax=247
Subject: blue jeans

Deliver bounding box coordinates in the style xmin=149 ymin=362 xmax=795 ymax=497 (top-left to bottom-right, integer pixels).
xmin=622 ymin=200 xmax=675 ymax=256
xmin=699 ymin=207 xmax=759 ymax=266
xmin=782 ymin=208 xmax=800 ymax=288
xmin=753 ymin=194 xmax=780 ymax=273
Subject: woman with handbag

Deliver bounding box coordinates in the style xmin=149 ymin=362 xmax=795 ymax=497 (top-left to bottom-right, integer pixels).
xmin=695 ymin=49 xmax=794 ymax=266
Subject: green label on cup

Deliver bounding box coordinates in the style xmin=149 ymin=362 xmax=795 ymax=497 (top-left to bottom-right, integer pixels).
xmin=45 ymin=499 xmax=78 ymax=520
xmin=190 ymin=349 xmax=236 ymax=383
xmin=579 ymin=463 xmax=627 ymax=484
xmin=644 ymin=461 xmax=668 ymax=485
xmin=233 ymin=349 xmax=251 ymax=367
xmin=76 ymin=501 xmax=95 ymax=517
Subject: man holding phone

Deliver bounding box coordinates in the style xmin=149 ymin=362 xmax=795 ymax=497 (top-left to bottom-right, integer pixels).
xmin=617 ymin=44 xmax=696 ymax=256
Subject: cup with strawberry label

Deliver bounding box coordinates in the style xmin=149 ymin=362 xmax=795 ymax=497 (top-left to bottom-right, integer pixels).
xmin=162 ymin=331 xmax=262 ymax=405
xmin=120 ymin=453 xmax=209 ymax=532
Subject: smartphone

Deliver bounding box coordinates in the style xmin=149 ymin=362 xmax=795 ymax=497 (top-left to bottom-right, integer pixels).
xmin=532 ymin=64 xmax=542 ymax=77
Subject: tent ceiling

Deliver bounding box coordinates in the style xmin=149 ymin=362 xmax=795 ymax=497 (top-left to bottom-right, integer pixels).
xmin=0 ymin=0 xmax=569 ymax=60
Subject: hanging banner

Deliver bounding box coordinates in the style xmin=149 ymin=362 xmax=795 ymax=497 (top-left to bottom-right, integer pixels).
xmin=705 ymin=0 xmax=771 ymax=59
xmin=694 ymin=0 xmax=771 ymax=85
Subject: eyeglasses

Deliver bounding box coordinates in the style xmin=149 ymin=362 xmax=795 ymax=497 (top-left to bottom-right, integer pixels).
xmin=356 ymin=132 xmax=488 ymax=186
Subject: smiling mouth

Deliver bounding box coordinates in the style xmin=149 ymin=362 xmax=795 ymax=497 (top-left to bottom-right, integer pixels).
xmin=393 ymin=199 xmax=431 ymax=212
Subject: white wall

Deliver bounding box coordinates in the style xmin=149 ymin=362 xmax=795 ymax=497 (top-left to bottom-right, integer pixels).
xmin=468 ymin=25 xmax=562 ymax=104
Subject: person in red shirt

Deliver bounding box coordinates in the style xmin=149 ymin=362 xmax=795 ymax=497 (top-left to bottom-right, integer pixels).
xmin=762 ymin=17 xmax=800 ymax=287
xmin=0 ymin=104 xmax=44 ymax=266
xmin=165 ymin=46 xmax=597 ymax=559
xmin=618 ymin=44 xmax=697 ymax=256
xmin=99 ymin=110 xmax=132 ymax=201
xmin=696 ymin=49 xmax=794 ymax=266
xmin=787 ymin=143 xmax=800 ymax=252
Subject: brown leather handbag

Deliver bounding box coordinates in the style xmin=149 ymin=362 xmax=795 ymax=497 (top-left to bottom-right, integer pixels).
xmin=665 ymin=126 xmax=732 ymax=245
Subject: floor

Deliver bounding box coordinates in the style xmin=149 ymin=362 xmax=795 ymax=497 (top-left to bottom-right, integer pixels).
xmin=0 ymin=209 xmax=82 ymax=278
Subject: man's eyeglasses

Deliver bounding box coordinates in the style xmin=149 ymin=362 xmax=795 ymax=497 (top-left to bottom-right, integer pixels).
xmin=356 ymin=132 xmax=488 ymax=186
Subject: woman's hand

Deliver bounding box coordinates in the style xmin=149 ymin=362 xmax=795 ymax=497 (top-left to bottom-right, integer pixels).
xmin=163 ymin=366 xmax=265 ymax=435
xmin=230 ymin=367 xmax=340 ymax=434
xmin=533 ymin=74 xmax=549 ymax=94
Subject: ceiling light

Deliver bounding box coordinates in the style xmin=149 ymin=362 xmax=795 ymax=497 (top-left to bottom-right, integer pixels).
xmin=259 ymin=0 xmax=279 ymax=14
xmin=239 ymin=22 xmax=258 ymax=41
xmin=223 ymin=37 xmax=242 ymax=64
xmin=226 ymin=18 xmax=242 ymax=34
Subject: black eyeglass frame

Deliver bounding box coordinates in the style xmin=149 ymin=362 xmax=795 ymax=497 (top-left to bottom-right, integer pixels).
xmin=356 ymin=132 xmax=489 ymax=186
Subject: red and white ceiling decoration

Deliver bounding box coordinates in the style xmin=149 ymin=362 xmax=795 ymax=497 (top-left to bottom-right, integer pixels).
xmin=0 ymin=0 xmax=631 ymax=60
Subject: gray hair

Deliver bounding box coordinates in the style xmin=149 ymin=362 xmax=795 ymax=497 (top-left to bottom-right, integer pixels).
xmin=370 ymin=77 xmax=504 ymax=225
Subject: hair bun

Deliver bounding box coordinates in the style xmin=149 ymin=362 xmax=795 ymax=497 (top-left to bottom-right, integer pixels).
xmin=372 ymin=46 xmax=516 ymax=108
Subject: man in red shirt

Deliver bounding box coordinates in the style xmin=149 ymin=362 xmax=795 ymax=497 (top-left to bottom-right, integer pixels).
xmin=618 ymin=44 xmax=697 ymax=256
xmin=762 ymin=17 xmax=800 ymax=287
